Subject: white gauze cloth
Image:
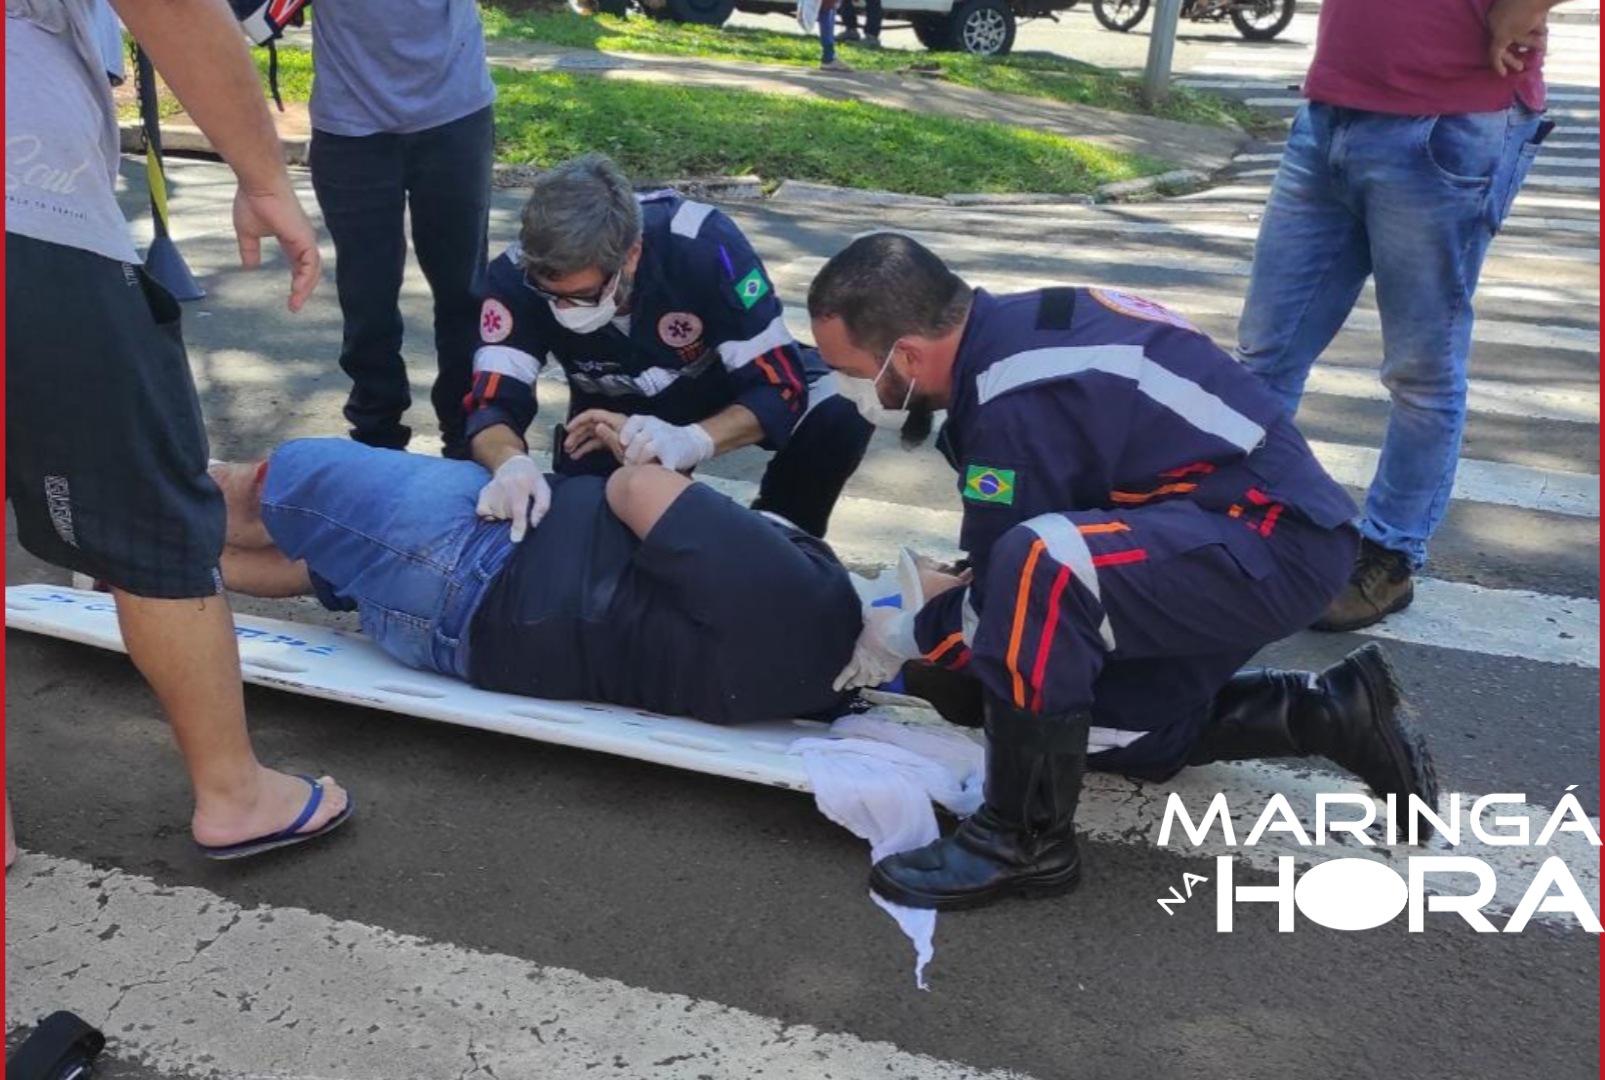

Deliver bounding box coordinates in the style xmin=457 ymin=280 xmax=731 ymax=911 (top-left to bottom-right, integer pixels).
xmin=793 ymin=710 xmax=985 ymax=988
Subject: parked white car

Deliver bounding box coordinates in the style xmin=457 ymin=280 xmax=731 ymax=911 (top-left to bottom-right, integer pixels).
xmin=626 ymin=0 xmax=1076 ymax=55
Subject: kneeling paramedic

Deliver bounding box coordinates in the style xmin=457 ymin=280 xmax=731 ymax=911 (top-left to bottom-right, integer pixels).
xmin=809 ymin=234 xmax=1439 ymax=911
xmin=466 ymin=154 xmax=872 ymax=540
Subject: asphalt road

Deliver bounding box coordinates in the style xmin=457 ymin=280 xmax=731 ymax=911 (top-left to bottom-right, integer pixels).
xmin=6 ymin=13 xmax=1601 ymax=1079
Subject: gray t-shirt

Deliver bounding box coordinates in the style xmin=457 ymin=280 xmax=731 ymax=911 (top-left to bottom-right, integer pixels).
xmin=310 ymin=0 xmax=495 ymax=137
xmin=5 ymin=0 xmax=138 ymax=264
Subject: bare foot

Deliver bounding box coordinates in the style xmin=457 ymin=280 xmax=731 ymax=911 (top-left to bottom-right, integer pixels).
xmin=209 ymin=461 xmax=274 ymax=549
xmin=190 ymin=766 xmax=350 ymax=850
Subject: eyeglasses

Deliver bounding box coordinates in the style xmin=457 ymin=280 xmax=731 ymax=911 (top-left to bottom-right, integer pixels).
xmin=521 ymin=267 xmax=620 ymax=308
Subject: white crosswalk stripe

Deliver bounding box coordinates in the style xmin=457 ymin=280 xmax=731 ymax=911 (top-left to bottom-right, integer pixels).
xmin=6 ymin=787 xmax=1596 ymax=1074
xmin=5 ymin=856 xmax=1032 ymax=1080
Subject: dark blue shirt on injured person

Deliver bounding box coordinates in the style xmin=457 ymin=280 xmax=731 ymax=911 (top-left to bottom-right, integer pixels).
xmin=467 ymin=477 xmax=859 ymax=726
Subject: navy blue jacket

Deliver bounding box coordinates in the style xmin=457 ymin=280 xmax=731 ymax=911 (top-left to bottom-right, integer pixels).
xmin=913 ymin=287 xmax=1357 ymax=655
xmin=464 ymin=192 xmax=807 ymax=453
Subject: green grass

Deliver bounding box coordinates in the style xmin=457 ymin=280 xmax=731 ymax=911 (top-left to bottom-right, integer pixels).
xmin=115 ymin=46 xmax=315 ymax=122
xmin=490 ymin=66 xmax=1163 ymax=195
xmin=480 ymin=8 xmax=1272 ymax=132
xmin=203 ymin=45 xmax=1163 ymax=196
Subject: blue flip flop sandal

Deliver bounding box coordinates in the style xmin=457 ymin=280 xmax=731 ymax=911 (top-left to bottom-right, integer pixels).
xmin=198 ymin=774 xmax=354 ymax=861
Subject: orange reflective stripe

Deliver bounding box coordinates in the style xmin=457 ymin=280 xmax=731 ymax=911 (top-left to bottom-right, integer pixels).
xmin=753 ymin=353 xmax=783 ymax=388
xmin=924 ymin=631 xmax=965 ymax=664
xmin=1092 ymin=549 xmax=1148 ymax=568
xmin=1159 ymin=461 xmax=1216 ymax=479
xmin=1005 ymin=539 xmax=1046 ymax=708
xmin=484 ymin=372 xmax=502 ymax=400
xmin=1109 ymin=482 xmax=1197 ymax=505
xmin=1077 ymin=522 xmax=1131 ymax=535
xmin=1259 ymin=503 xmax=1285 ymax=537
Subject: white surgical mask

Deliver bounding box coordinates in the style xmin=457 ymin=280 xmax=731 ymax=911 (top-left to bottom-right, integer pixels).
xmin=550 ymin=271 xmax=621 ymax=335
xmin=837 ymin=340 xmax=916 ymax=429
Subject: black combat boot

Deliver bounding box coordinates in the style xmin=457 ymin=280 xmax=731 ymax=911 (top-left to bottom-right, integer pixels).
xmin=1191 ymin=643 xmax=1438 ymax=813
xmin=870 ymin=696 xmax=1088 ymax=910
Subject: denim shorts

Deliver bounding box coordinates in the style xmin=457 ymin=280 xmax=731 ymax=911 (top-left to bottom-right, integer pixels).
xmin=259 ymin=438 xmax=516 ymax=678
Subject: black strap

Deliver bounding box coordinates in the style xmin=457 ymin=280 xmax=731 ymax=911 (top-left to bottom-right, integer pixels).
xmin=1036 ymin=287 xmax=1076 ymax=331
xmin=268 ymin=40 xmax=284 ymax=112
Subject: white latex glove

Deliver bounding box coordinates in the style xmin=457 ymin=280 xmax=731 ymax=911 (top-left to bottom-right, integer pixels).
xmin=617 ymin=415 xmax=717 ymax=472
xmin=833 ymin=549 xmax=927 ymax=692
xmin=475 ymin=455 xmax=552 ymax=543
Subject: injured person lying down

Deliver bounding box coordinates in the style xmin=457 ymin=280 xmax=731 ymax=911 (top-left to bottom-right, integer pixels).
xmin=215 ymin=438 xmax=862 ymax=726
xmin=211 ymin=439 xmax=1432 ymax=812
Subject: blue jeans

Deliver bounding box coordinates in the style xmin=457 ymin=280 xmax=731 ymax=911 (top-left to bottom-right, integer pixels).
xmin=820 ymin=1 xmax=837 ymax=62
xmin=259 ymin=439 xmax=516 ymax=678
xmin=1237 ymin=102 xmax=1545 ymax=568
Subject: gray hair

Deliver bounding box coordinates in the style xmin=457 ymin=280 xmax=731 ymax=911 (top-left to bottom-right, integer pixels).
xmin=518 ymin=154 xmax=643 ymax=281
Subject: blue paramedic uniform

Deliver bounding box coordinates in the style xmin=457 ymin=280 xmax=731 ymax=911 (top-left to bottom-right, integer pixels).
xmin=464 ymin=192 xmax=871 ymax=536
xmin=913 ymin=287 xmax=1359 ymax=778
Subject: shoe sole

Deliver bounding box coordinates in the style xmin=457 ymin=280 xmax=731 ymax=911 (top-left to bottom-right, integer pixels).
xmin=1346 ymin=644 xmax=1441 ymax=838
xmin=868 ymin=858 xmax=1082 ymax=912
xmin=1312 ymin=581 xmax=1415 ymax=632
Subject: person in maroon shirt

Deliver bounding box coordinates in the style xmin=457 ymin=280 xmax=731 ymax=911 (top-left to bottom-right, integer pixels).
xmin=1236 ymin=0 xmax=1562 ymax=632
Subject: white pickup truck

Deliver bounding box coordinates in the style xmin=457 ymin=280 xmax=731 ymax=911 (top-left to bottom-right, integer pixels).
xmin=630 ymin=0 xmax=1076 ymax=55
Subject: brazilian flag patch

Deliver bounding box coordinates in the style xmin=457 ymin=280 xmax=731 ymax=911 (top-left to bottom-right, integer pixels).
xmin=734 ymin=267 xmax=771 ymax=310
xmin=964 ymin=465 xmax=1016 ymax=505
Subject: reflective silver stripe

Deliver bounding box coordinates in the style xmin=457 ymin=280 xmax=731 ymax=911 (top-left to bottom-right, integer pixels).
xmin=976 ymin=345 xmax=1266 ymax=454
xmin=670 ymin=200 xmax=715 ymax=239
xmin=1088 ymin=726 xmax=1149 ymax=754
xmin=633 ymin=367 xmax=680 ymax=397
xmin=797 ymin=370 xmax=837 ymax=423
xmin=961 ymin=588 xmax=979 ymax=647
xmin=1021 ymin=513 xmax=1116 ymax=652
xmin=717 ymin=313 xmax=794 ymax=371
xmin=473 ymin=345 xmax=541 ymax=383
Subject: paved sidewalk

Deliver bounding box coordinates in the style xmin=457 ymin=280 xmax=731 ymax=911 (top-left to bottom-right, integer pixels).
xmin=483 ymin=37 xmax=1249 ymax=174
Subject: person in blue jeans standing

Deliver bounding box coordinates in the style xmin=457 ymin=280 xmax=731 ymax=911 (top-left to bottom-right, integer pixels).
xmin=308 ymin=0 xmax=496 ymax=459
xmin=1236 ymin=0 xmax=1560 ymax=631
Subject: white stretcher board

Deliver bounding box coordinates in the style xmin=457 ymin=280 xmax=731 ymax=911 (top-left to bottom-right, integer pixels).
xmin=4 ymin=583 xmax=894 ymax=793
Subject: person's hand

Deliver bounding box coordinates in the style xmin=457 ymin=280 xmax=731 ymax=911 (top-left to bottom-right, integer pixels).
xmin=475 ymin=455 xmax=552 ymax=542
xmin=618 ymin=415 xmax=717 ymax=472
xmin=232 ymin=182 xmax=321 ymax=313
xmin=833 ymin=606 xmax=921 ymax=692
xmin=1487 ymin=0 xmax=1551 ymax=75
xmin=908 ymin=551 xmax=972 ymax=603
xmin=564 ymin=408 xmax=630 ymax=463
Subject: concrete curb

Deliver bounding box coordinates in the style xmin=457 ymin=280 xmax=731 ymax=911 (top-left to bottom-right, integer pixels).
xmin=1095 ymin=169 xmax=1209 ymax=201
xmin=116 ymin=121 xmax=1217 ymax=210
xmin=944 ymin=192 xmax=1097 ymax=207
xmin=769 ymin=179 xmax=947 ymax=208
xmin=493 ymin=165 xmax=767 ymax=201
xmin=119 ymin=121 xmax=309 ymax=167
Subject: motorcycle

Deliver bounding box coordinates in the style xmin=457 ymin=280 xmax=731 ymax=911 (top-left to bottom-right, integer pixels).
xmin=1091 ymin=0 xmax=1296 ymax=41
